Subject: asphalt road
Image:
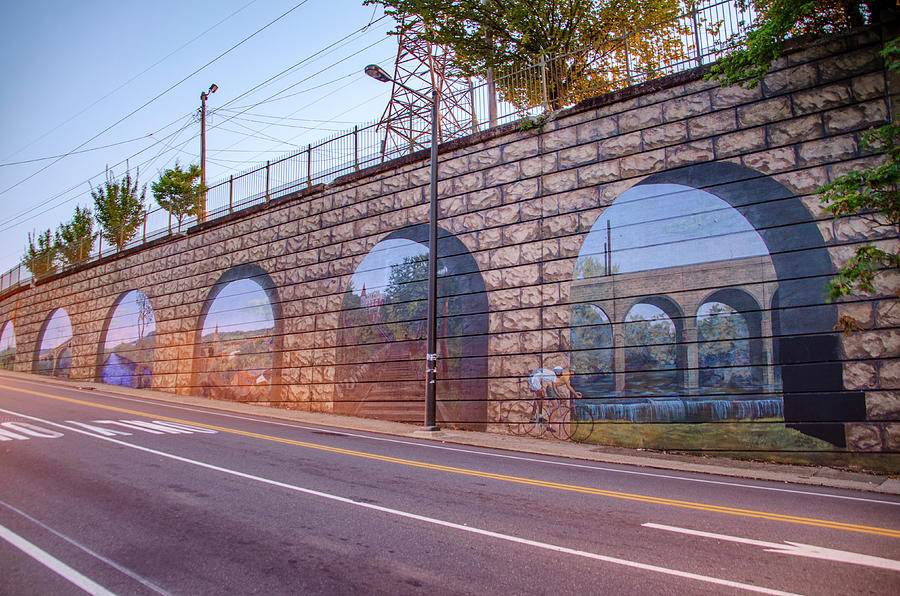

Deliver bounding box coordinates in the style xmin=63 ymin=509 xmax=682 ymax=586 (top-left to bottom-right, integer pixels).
xmin=1 ymin=375 xmax=899 ymax=595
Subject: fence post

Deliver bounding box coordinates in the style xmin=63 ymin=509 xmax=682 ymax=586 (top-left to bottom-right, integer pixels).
xmin=624 ymin=33 xmax=633 ymax=86
xmin=98 ymin=235 xmax=102 ymax=259
xmin=540 ymin=56 xmax=549 ymax=112
xmin=143 ymin=214 xmax=147 ymax=243
xmin=353 ymin=126 xmax=359 ymax=171
xmin=692 ymin=6 xmax=703 ymax=66
xmin=229 ymin=175 xmax=234 ymax=213
xmin=307 ymin=145 xmax=312 ymax=186
xmin=265 ymin=161 xmax=271 ymax=201
xmin=469 ymin=78 xmax=478 ymax=133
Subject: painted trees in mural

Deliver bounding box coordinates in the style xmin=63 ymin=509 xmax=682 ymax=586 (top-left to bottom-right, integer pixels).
xmin=335 ymin=236 xmax=483 ymax=425
xmin=101 ymin=290 xmax=155 ymax=388
xmin=0 ymin=322 xmax=15 ymax=370
xmin=570 ymin=183 xmax=782 ymax=428
xmin=198 ymin=279 xmax=275 ymax=401
xmin=36 ymin=309 xmax=73 ymax=378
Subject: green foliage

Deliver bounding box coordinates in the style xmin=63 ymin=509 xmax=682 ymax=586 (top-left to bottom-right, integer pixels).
xmin=55 ymin=205 xmax=96 ymax=268
xmin=23 ymin=229 xmax=57 ymax=279
xmin=368 ymin=0 xmax=688 ymax=110
xmin=92 ymin=166 xmax=147 ymax=251
xmin=624 ymin=314 xmax=676 ymax=366
xmin=706 ymin=0 xmax=885 ymax=88
xmin=573 ymin=255 xmax=618 ymax=278
xmin=151 ymin=163 xmax=205 ymax=233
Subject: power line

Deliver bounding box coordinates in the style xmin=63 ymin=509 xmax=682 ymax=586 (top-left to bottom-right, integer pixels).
xmin=0 ymin=0 xmax=312 ymax=199
xmin=0 ymin=135 xmax=153 ymax=168
xmin=0 ymin=0 xmax=262 ymax=165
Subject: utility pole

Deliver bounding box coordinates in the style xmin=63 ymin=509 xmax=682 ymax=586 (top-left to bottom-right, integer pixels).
xmin=199 ymin=83 xmax=218 ymax=223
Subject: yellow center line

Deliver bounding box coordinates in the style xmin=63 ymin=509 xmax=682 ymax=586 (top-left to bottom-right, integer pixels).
xmin=5 ymin=383 xmax=899 ymax=539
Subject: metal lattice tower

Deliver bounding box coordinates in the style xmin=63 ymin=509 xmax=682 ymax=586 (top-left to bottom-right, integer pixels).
xmin=379 ymin=19 xmax=476 ymax=159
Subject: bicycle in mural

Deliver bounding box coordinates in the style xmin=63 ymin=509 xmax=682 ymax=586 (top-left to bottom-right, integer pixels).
xmin=501 ymin=367 xmax=595 ymax=441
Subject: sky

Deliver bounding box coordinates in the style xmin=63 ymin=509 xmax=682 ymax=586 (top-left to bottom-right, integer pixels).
xmin=577 ymin=183 xmax=769 ymax=275
xmin=0 ymin=0 xmax=398 ymax=275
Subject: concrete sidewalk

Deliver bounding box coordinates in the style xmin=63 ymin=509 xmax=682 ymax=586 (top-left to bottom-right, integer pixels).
xmin=3 ymin=369 xmax=898 ymax=496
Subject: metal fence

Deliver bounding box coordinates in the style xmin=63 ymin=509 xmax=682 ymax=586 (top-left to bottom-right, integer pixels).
xmin=1 ymin=0 xmax=754 ymax=296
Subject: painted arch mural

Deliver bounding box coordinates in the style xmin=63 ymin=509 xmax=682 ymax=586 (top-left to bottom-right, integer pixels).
xmin=569 ymin=163 xmax=861 ymax=450
xmin=335 ymin=225 xmax=489 ymax=428
xmin=35 ymin=308 xmax=73 ymax=378
xmin=98 ymin=290 xmax=156 ymax=388
xmin=194 ymin=265 xmax=282 ymax=402
xmin=0 ymin=321 xmax=14 ymax=370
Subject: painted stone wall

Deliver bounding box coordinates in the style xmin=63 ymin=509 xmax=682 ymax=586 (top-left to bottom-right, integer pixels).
xmin=1 ymin=27 xmax=897 ymax=463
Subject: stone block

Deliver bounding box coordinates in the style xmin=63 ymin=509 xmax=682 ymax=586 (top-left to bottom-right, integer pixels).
xmin=666 ymin=141 xmax=714 ymax=168
xmin=843 ymin=360 xmax=878 ymax=390
xmin=737 ymin=96 xmax=792 ymax=127
xmin=500 ymin=264 xmax=540 ymax=289
xmin=469 ymin=147 xmax=502 ymax=169
xmin=884 ymin=423 xmax=900 ymax=451
xmin=762 ymin=62 xmax=819 ymax=96
xmin=543 ymin=126 xmax=577 ymax=151
xmin=453 ymin=171 xmax=485 ymax=195
xmin=709 ymin=84 xmax=763 ymax=109
xmin=798 ymin=135 xmax=858 ymax=167
xmin=876 ymin=299 xmax=900 ymax=328
xmin=819 ymin=47 xmax=883 ymax=83
xmin=881 ymin=359 xmax=900 ymax=390
xmin=845 ymin=423 xmax=882 ymax=452
xmin=520 ymin=154 xmax=557 ymax=177
xmin=867 ymin=391 xmax=900 ymax=420
xmin=598 ymin=131 xmax=642 ymax=160
xmin=484 ymin=204 xmax=520 ymax=228
xmin=502 ymin=137 xmax=539 ymax=162
xmin=543 ymin=259 xmax=573 ymax=283
xmin=503 ymin=221 xmax=540 ymax=245
xmin=843 ymin=330 xmax=900 ymax=359
xmin=490 ymin=246 xmax=522 ymax=269
xmin=662 ymin=92 xmax=711 ymax=121
xmin=714 ymin=127 xmax=767 ymax=159
xmin=439 ymin=155 xmax=470 ymax=179
xmin=500 ymin=308 xmax=541 ymax=333
xmin=823 ymin=100 xmax=889 ymax=134
xmin=768 ymin=114 xmax=824 ymax=146
xmin=578 ymin=159 xmax=621 ymax=185
xmin=619 ymin=104 xmax=664 ymax=133
xmin=558 ymin=143 xmax=598 ymax=169
xmin=688 ymin=110 xmax=738 ymax=139
xmin=542 ymin=171 xmax=578 ymax=194
xmin=642 ymin=121 xmax=688 ymax=149
xmin=793 ymin=83 xmax=852 ymax=115
xmin=622 ymin=148 xmax=666 ymax=177
xmin=576 ymin=116 xmax=618 ymax=143
xmin=742 ymin=147 xmax=797 ymax=173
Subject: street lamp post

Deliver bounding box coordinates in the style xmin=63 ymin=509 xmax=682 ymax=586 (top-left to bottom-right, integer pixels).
xmin=200 ymin=83 xmax=218 ymax=223
xmin=365 ymin=64 xmax=439 ymax=431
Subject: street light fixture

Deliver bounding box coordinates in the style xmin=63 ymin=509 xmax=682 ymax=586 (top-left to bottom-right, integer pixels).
xmin=200 ymin=83 xmax=218 ymax=223
xmin=365 ymin=63 xmax=440 ymax=431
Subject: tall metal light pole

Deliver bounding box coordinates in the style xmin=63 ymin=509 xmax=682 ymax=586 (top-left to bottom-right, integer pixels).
xmin=365 ymin=64 xmax=439 ymax=431
xmin=200 ymin=83 xmax=218 ymax=223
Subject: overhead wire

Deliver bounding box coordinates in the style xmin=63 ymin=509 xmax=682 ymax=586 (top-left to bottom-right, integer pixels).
xmin=0 ymin=0 xmax=312 ymax=200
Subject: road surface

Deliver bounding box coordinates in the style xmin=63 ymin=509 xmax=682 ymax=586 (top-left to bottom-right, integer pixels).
xmin=1 ymin=374 xmax=898 ymax=595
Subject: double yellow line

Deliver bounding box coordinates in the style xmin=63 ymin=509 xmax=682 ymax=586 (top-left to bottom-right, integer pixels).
xmin=5 ymin=383 xmax=899 ymax=539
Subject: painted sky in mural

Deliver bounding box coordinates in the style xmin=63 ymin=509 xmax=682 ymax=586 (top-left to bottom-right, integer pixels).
xmin=39 ymin=309 xmax=72 ymax=353
xmin=101 ymin=290 xmax=156 ymax=389
xmin=577 ymin=183 xmax=768 ymax=275
xmin=201 ymin=279 xmax=275 ymax=337
xmin=0 ymin=322 xmax=14 ymax=369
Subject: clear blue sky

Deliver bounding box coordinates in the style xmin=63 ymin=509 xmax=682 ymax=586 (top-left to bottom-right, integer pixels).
xmin=0 ymin=0 xmax=397 ymax=274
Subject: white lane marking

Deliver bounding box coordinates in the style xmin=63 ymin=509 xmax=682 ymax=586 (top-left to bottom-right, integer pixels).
xmin=34 ymin=382 xmax=898 ymax=507
xmin=643 ymin=523 xmax=900 ymax=572
xmin=0 ymin=500 xmax=171 ymax=595
xmin=0 ymin=522 xmax=116 ymax=596
xmin=0 ymin=422 xmax=64 ymax=440
xmin=0 ymin=406 xmax=797 ymax=595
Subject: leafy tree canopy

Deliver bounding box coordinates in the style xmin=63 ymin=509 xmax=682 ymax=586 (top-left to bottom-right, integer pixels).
xmin=367 ymin=0 xmax=688 ymax=109
xmin=151 ymin=163 xmax=205 ymax=233
xmin=92 ymin=166 xmax=147 ymax=252
xmin=23 ymin=229 xmax=57 ymax=279
xmin=55 ymin=205 xmax=96 ymax=268
xmin=707 ymin=0 xmax=892 ymax=88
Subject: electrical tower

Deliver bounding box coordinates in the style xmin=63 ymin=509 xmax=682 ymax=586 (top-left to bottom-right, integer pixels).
xmin=379 ymin=19 xmax=476 ymax=159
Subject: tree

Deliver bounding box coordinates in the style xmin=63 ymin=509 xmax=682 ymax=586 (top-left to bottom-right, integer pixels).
xmin=707 ymin=1 xmax=898 ymax=326
xmin=707 ymin=0 xmax=892 ymax=88
xmin=368 ymin=0 xmax=688 ymax=110
xmin=151 ymin=163 xmax=205 ymax=233
xmin=55 ymin=205 xmax=96 ymax=268
xmin=23 ymin=229 xmax=57 ymax=279
xmin=92 ymin=166 xmax=147 ymax=252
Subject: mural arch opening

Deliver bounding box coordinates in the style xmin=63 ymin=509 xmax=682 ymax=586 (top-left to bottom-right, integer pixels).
xmin=35 ymin=309 xmax=73 ymax=378
xmin=194 ymin=265 xmax=281 ymax=402
xmin=98 ymin=290 xmax=156 ymax=388
xmin=335 ymin=226 xmax=489 ymax=429
xmin=0 ymin=321 xmax=15 ymax=370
